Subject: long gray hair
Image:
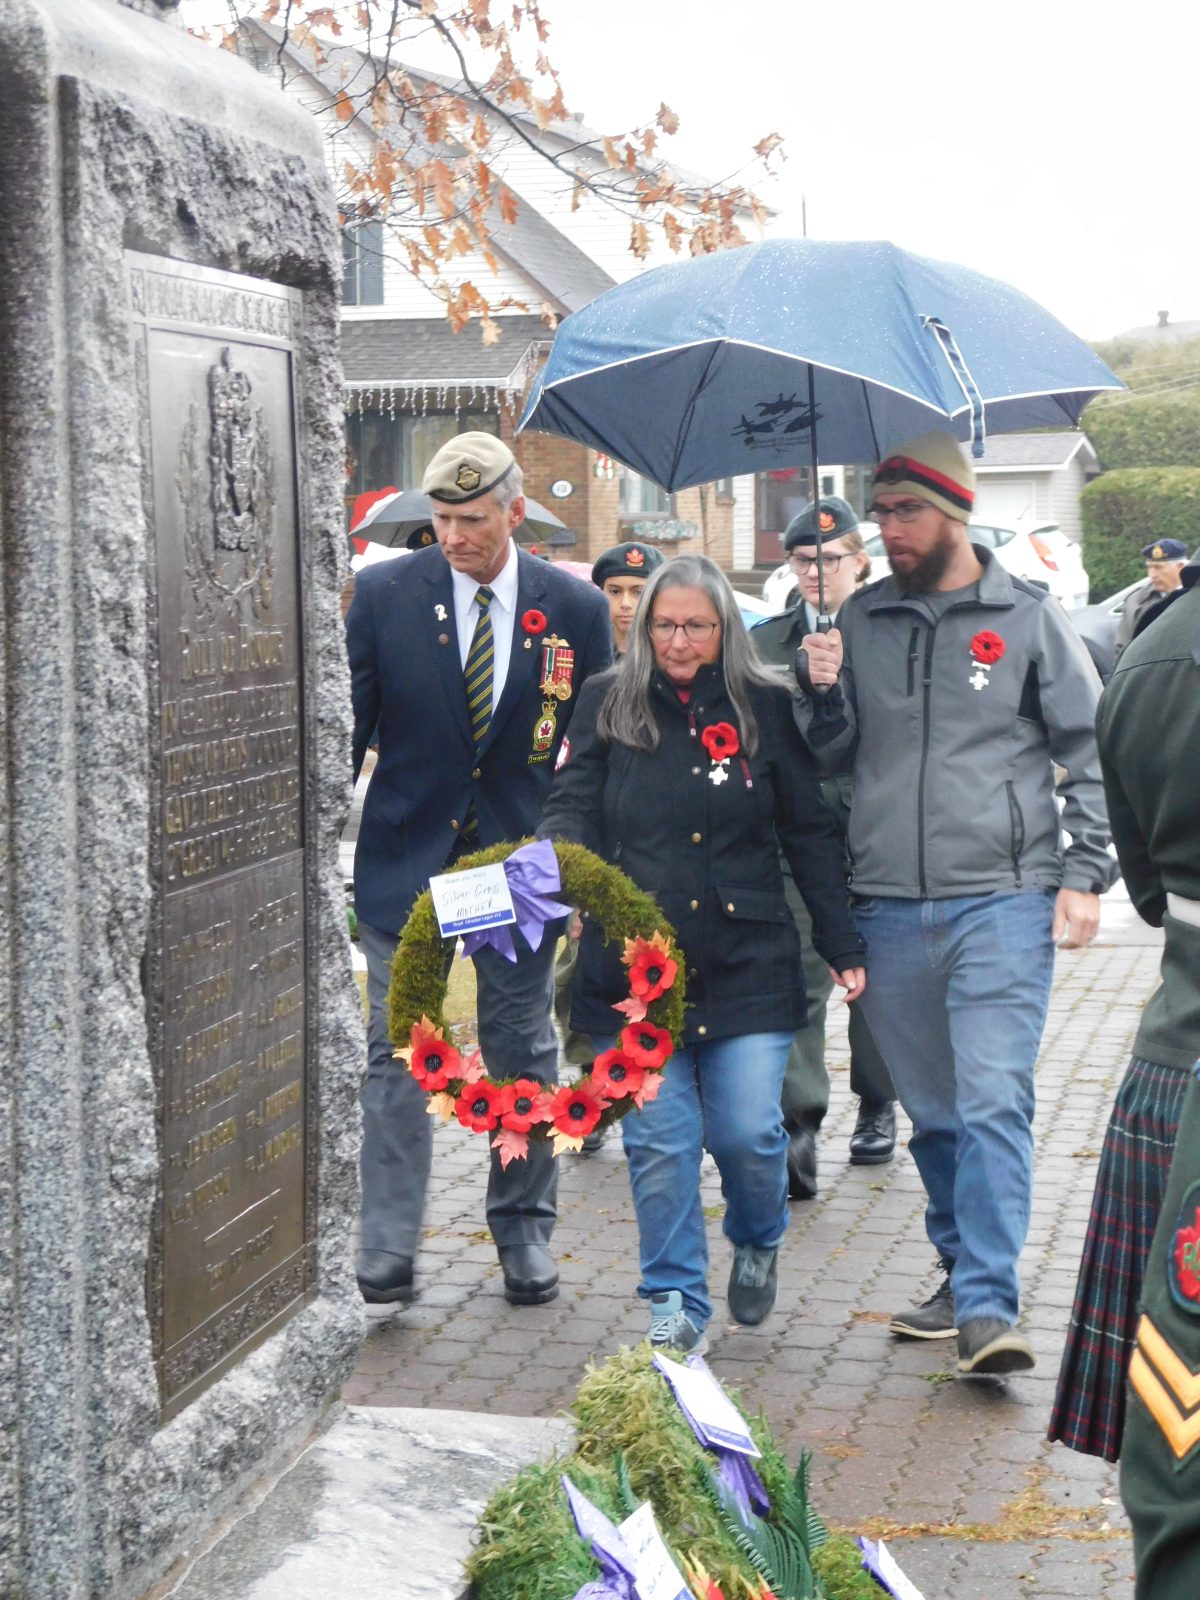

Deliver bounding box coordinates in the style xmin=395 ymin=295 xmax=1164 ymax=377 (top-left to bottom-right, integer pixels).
xmin=597 ymin=555 xmax=781 ymax=755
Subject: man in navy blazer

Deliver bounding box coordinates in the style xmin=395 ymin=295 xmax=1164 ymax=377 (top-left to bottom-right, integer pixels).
xmin=346 ymin=433 xmax=612 ymax=1307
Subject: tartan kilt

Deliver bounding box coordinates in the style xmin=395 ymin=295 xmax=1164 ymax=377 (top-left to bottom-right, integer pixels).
xmin=1048 ymin=1056 xmax=1190 ymax=1462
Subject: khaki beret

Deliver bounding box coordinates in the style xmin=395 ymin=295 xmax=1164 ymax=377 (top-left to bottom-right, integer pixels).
xmin=421 ymin=431 xmax=516 ymax=504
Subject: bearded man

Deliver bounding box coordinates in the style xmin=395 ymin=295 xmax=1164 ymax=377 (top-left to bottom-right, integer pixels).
xmin=794 ymin=432 xmax=1114 ymax=1376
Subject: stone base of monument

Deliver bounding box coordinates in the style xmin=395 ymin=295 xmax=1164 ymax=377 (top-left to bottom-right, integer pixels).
xmin=150 ymin=1406 xmax=574 ymax=1600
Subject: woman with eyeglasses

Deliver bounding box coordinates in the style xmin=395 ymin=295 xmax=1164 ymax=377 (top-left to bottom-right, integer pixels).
xmin=538 ymin=555 xmax=866 ymax=1354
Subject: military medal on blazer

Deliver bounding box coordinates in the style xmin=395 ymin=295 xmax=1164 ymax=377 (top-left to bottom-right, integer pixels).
xmin=527 ymin=626 xmax=575 ymax=758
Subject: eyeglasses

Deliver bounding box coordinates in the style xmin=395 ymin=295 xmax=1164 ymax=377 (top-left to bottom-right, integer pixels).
xmin=789 ymin=552 xmax=847 ymax=572
xmin=648 ymin=619 xmax=720 ymax=643
xmin=867 ymin=501 xmax=932 ymax=525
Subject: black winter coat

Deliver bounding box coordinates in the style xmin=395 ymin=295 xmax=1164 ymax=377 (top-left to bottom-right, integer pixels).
xmin=538 ymin=661 xmax=864 ymax=1045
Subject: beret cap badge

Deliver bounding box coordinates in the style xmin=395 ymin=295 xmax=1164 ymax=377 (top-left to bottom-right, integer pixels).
xmin=455 ymin=464 xmax=482 ymax=493
xmin=626 ymin=548 xmax=646 ymax=567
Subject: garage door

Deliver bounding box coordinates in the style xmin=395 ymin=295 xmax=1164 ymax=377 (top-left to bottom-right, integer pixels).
xmin=974 ymin=479 xmax=1037 ymax=526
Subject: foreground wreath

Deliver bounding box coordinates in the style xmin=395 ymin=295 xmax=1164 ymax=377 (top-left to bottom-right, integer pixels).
xmin=465 ymin=1345 xmax=881 ymax=1600
xmin=388 ymin=838 xmax=686 ymax=1163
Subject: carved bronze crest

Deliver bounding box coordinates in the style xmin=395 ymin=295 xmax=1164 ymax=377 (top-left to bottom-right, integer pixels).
xmin=176 ymin=347 xmax=276 ymax=616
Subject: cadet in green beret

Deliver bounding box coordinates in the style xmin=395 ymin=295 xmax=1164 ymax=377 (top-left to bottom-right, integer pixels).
xmin=750 ymin=498 xmax=896 ymax=1200
xmin=591 ymin=540 xmax=665 ymax=655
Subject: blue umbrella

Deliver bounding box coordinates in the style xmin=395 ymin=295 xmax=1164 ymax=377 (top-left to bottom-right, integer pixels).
xmin=517 ymin=239 xmax=1122 ymax=493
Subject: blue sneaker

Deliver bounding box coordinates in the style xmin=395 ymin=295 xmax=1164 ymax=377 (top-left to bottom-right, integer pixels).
xmin=647 ymin=1291 xmax=708 ymax=1355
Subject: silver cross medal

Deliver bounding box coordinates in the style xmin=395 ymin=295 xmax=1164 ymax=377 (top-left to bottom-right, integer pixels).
xmin=709 ymin=761 xmax=729 ymax=785
xmin=969 ymin=664 xmax=990 ymax=691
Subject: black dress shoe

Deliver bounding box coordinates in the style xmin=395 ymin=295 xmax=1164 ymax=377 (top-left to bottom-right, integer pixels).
xmin=355 ymin=1250 xmax=415 ymax=1304
xmin=785 ymin=1126 xmax=818 ymax=1201
xmin=848 ymin=1102 xmax=897 ymax=1165
xmin=498 ymin=1242 xmax=559 ymax=1305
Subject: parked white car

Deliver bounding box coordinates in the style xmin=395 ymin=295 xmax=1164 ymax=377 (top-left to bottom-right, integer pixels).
xmin=764 ymin=517 xmax=1089 ymax=612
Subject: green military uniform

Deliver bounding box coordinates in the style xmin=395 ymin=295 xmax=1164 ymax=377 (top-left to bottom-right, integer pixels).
xmin=1122 ymin=1065 xmax=1200 ymax=1597
xmin=750 ymin=602 xmax=892 ymax=1134
xmin=1108 ymin=569 xmax=1200 ymax=1593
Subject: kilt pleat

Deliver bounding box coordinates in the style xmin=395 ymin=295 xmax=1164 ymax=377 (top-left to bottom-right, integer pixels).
xmin=1048 ymin=1055 xmax=1190 ymax=1462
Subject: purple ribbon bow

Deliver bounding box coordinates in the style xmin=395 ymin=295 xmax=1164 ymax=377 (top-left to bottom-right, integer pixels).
xmin=460 ymin=838 xmax=573 ymax=964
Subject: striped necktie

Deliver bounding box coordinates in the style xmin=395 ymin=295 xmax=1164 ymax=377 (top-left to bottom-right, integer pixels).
xmin=464 ymin=585 xmax=495 ymax=745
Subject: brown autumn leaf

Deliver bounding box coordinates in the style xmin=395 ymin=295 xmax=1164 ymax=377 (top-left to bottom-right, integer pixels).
xmin=427 ymin=158 xmax=457 ymax=220
xmin=498 ymin=187 xmax=519 ymax=226
xmin=601 ymin=136 xmax=621 ymax=170
xmin=480 ymin=314 xmax=501 ymax=346
xmin=754 ymin=131 xmax=784 ymax=161
xmin=656 ymin=102 xmax=680 ymax=135
xmin=629 ymin=220 xmax=651 ymax=261
xmin=307 ymin=6 xmax=341 ymax=33
xmin=662 ymin=212 xmax=684 ymax=254
xmin=333 ymin=90 xmax=355 ymax=124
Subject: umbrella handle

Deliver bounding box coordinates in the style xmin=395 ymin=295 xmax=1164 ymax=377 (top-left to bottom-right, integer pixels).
xmin=795 ymin=645 xmax=832 ymax=699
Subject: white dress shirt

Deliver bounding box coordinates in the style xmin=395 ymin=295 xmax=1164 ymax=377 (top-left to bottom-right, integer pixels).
xmin=451 ymin=540 xmax=519 ymax=707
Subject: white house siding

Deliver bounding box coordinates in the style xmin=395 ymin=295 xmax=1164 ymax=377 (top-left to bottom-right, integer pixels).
xmin=491 ymin=133 xmax=723 ymax=285
xmin=1048 ymin=458 xmax=1088 ymax=542
xmin=731 ymin=476 xmax=756 ymax=568
xmin=277 ymin=65 xmax=540 ymax=319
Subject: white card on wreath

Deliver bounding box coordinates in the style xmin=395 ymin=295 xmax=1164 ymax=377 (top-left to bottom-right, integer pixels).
xmin=428 ymin=863 xmax=516 ymax=938
xmin=858 ymin=1537 xmax=927 ymax=1600
xmin=652 ymin=1353 xmax=760 ymax=1458
xmin=617 ymin=1502 xmax=692 ymax=1600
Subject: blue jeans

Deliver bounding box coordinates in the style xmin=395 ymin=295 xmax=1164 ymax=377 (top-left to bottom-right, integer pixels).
xmin=603 ymin=1031 xmax=791 ymax=1330
xmin=854 ymin=891 xmax=1055 ymax=1325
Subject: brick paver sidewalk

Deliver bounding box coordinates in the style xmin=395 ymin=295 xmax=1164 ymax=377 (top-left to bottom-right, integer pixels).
xmin=346 ymin=924 xmax=1159 ymax=1599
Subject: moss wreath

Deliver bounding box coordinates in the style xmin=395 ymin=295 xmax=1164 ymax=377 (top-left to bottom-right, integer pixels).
xmin=388 ymin=837 xmax=686 ymax=1163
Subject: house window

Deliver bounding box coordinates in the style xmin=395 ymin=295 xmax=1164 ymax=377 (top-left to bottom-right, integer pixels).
xmin=344 ymin=407 xmax=499 ymax=515
xmin=619 ymin=468 xmax=670 ymax=519
xmin=342 ymin=219 xmax=384 ymax=307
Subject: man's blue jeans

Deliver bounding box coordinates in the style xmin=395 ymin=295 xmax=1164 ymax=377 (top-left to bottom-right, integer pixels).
xmin=604 ymin=1031 xmax=792 ymax=1330
xmin=853 ymin=891 xmax=1056 ymax=1325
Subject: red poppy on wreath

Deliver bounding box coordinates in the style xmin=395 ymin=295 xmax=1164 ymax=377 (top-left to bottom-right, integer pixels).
xmin=409 ymin=1034 xmax=463 ymax=1092
xmin=620 ymin=1021 xmax=674 ymax=1071
xmin=700 ymin=722 xmax=739 ymax=762
xmin=498 ymin=1079 xmax=552 ymax=1134
xmin=521 ymin=608 xmax=547 ymax=634
xmin=624 ymin=931 xmax=679 ymax=1004
xmin=590 ymin=1048 xmax=646 ymax=1101
xmin=969 ymin=629 xmax=1006 ymax=665
xmin=548 ymin=1082 xmax=608 ymax=1137
xmin=455 ymin=1080 xmax=507 ymax=1132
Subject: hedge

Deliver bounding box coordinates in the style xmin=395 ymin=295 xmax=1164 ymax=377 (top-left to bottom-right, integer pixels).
xmin=1083 ymin=391 xmax=1200 ymax=471
xmin=1080 ymin=467 xmax=1200 ymax=599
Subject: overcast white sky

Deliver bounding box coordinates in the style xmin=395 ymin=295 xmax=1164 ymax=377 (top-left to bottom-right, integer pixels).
xmin=184 ymin=0 xmax=1195 ymax=342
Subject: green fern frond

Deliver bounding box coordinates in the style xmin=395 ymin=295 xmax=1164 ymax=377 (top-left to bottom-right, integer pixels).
xmin=614 ymin=1451 xmax=639 ymax=1519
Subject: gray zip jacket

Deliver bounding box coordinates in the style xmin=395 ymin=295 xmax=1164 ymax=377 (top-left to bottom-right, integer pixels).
xmin=793 ymin=548 xmax=1115 ymax=899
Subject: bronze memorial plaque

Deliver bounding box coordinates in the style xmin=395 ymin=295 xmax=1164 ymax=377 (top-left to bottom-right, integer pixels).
xmin=129 ymin=254 xmax=318 ymax=1417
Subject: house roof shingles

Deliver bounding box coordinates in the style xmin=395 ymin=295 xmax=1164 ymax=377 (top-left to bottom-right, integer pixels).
xmin=340 ymin=314 xmax=549 ymax=387
xmin=974 ymin=432 xmax=1094 ymax=470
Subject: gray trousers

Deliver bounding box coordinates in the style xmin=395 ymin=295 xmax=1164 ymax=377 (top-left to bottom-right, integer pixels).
xmin=780 ymin=867 xmax=893 ymax=1132
xmin=358 ymin=919 xmax=561 ymax=1257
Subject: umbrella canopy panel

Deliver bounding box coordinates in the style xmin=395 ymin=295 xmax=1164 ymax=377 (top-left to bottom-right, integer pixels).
xmin=519 ymin=239 xmax=1122 ymax=492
